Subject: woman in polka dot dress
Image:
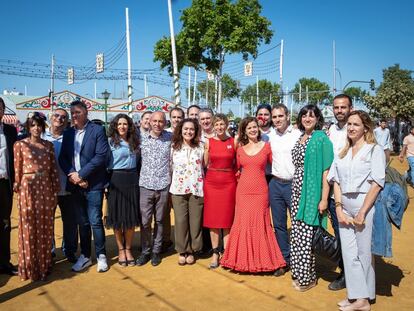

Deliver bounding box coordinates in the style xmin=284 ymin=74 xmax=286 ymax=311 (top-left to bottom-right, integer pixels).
xmin=290 ymin=105 xmax=333 ymax=291
xmin=13 ymin=113 xmax=60 ymax=281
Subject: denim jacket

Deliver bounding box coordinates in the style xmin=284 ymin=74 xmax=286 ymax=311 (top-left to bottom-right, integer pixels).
xmin=372 ymin=183 xmax=407 ymax=257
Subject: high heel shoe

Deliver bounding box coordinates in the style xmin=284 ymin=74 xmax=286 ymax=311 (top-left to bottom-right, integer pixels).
xmin=118 ymin=248 xmax=127 ymax=267
xmin=125 ymin=248 xmax=135 ymax=267
xmin=178 ymin=253 xmax=186 ymax=266
xmin=209 ymin=248 xmax=220 ymax=269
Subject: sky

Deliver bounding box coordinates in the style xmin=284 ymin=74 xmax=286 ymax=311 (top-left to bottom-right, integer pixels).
xmin=0 ymin=0 xmax=413 ymax=115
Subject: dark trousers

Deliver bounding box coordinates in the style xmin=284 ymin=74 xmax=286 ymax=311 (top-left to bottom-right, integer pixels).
xmin=0 ymin=179 xmax=12 ymax=265
xmin=140 ymin=187 xmax=169 ymax=255
xmin=269 ymin=177 xmax=292 ymax=266
xmin=57 ymin=195 xmax=78 ymax=257
xmin=162 ymin=195 xmax=172 ymax=243
xmin=328 ymin=198 xmax=344 ymax=271
xmin=73 ymin=190 xmax=106 ymax=258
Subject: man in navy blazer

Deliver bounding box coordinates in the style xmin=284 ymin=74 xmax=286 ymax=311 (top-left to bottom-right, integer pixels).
xmin=59 ymin=100 xmax=109 ymax=273
xmin=0 ymin=97 xmax=18 ymax=275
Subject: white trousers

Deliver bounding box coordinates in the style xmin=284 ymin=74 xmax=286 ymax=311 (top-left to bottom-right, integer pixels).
xmin=340 ymin=193 xmax=375 ymax=300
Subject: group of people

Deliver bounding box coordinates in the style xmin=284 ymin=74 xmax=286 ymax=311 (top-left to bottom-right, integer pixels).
xmin=1 ymin=93 xmax=410 ymax=310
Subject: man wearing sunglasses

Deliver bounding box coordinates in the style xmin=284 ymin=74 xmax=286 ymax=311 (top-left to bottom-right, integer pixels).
xmin=44 ymin=109 xmax=78 ymax=263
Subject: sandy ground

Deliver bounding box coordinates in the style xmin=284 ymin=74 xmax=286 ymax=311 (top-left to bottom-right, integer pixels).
xmin=1 ymin=156 xmax=413 ymax=311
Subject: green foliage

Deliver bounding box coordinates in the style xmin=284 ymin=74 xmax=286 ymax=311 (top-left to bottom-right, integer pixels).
xmin=153 ymin=0 xmax=273 ymax=75
xmin=364 ymin=64 xmax=414 ymax=119
xmin=186 ymin=74 xmax=240 ymax=108
xmin=291 ymin=77 xmax=330 ymax=105
xmin=343 ymin=87 xmax=369 ymax=102
xmin=227 ymin=109 xmax=235 ymax=119
xmin=240 ymin=79 xmax=281 ymax=115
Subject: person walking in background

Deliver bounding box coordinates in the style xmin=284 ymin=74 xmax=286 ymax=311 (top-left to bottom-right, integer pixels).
xmin=220 ymin=117 xmax=286 ymax=273
xmin=107 ymin=114 xmax=140 ymax=267
xmin=59 ymin=100 xmax=110 ymax=273
xmin=14 ymin=113 xmax=60 ymax=281
xmin=170 ymin=118 xmax=204 ymax=265
xmin=203 ymin=114 xmax=237 ymax=269
xmin=399 ymin=125 xmax=414 ymax=187
xmin=137 ymin=111 xmax=172 ymax=267
xmin=325 ymin=94 xmax=353 ymax=291
xmin=374 ymin=119 xmax=391 ymax=163
xmin=328 ymin=111 xmax=385 ymax=311
xmin=43 ymin=108 xmax=78 ymax=263
xmin=290 ymin=104 xmax=333 ymax=292
xmin=268 ymin=104 xmax=301 ymax=277
xmin=0 ymin=97 xmax=18 ymax=276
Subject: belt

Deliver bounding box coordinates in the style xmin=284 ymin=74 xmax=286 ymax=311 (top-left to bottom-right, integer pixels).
xmin=272 ymin=175 xmax=292 ymax=183
xmin=23 ymin=171 xmax=48 ymax=177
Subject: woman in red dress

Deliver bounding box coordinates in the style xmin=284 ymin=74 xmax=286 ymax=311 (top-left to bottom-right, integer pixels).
xmin=203 ymin=114 xmax=237 ymax=269
xmin=220 ymin=117 xmax=286 ymax=272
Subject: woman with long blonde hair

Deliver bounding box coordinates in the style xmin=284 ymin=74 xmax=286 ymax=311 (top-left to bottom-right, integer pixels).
xmin=328 ymin=110 xmax=385 ymax=311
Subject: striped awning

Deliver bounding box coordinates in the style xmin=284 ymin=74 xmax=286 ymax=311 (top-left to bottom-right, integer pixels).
xmin=2 ymin=114 xmax=18 ymax=125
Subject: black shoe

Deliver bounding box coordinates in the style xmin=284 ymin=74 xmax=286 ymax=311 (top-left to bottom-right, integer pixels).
xmin=151 ymin=253 xmax=162 ymax=266
xmin=136 ymin=254 xmax=151 ymax=266
xmin=161 ymin=241 xmax=173 ymax=254
xmin=273 ymin=265 xmax=290 ymax=277
xmin=0 ymin=263 xmax=18 ymax=276
xmin=328 ymin=273 xmax=346 ymax=290
xmin=66 ymin=255 xmax=77 ymax=264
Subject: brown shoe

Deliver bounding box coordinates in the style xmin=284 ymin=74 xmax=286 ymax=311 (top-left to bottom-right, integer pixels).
xmin=294 ymin=280 xmax=317 ymax=292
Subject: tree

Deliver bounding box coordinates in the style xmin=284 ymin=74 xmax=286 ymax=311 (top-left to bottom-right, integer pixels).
xmin=153 ymin=0 xmax=273 ymax=110
xmin=227 ymin=109 xmax=235 ymax=119
xmin=364 ymin=64 xmax=414 ymax=151
xmin=185 ymin=74 xmax=240 ymax=108
xmin=291 ymin=78 xmax=330 ymax=105
xmin=343 ymin=87 xmax=369 ymax=102
xmin=240 ymin=79 xmax=281 ymax=115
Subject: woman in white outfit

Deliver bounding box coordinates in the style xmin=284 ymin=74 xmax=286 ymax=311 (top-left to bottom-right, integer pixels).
xmin=328 ymin=111 xmax=385 ymax=311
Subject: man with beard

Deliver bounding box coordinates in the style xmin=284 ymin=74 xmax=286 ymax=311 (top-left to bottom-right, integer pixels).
xmin=256 ymin=104 xmax=273 ymax=183
xmin=326 ymin=93 xmax=353 ymax=290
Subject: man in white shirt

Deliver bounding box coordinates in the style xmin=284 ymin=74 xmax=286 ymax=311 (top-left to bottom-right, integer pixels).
xmin=326 ymin=93 xmax=353 ymax=290
xmin=374 ymin=119 xmax=391 ymax=162
xmin=166 ymin=107 xmax=184 ymax=133
xmin=268 ymin=104 xmax=301 ymax=276
xmin=198 ymin=108 xmax=215 ymax=142
xmin=140 ymin=111 xmax=152 ymax=134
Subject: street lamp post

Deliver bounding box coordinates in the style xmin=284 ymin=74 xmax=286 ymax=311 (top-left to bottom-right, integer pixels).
xmin=102 ymin=89 xmax=111 ymax=129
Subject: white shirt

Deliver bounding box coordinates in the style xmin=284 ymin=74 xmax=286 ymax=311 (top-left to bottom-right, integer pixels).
xmin=374 ymin=127 xmax=391 ymax=150
xmin=269 ymin=125 xmax=302 ymax=180
xmin=328 ymin=144 xmax=386 ymax=194
xmin=328 ymin=123 xmax=348 ymax=157
xmin=74 ymin=122 xmax=88 ymax=172
xmin=0 ymin=123 xmax=8 ymax=179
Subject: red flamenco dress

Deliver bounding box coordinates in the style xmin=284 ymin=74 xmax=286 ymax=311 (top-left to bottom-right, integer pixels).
xmin=220 ymin=143 xmax=286 ymax=272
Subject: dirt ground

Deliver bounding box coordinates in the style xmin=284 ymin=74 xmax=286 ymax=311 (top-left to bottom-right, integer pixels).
xmin=1 ymin=156 xmax=413 ymax=311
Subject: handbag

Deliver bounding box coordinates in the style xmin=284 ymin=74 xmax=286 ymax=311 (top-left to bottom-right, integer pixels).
xmin=312 ymin=217 xmax=341 ymax=265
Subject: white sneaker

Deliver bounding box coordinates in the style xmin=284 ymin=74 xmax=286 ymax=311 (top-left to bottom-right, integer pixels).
xmin=72 ymin=254 xmax=92 ymax=272
xmin=97 ymin=254 xmax=109 ymax=273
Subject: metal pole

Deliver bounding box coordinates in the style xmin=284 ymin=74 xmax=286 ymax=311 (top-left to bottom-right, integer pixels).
xmin=167 ymin=0 xmax=181 ymax=106
xmin=188 ymin=67 xmax=191 ymax=106
xmin=94 ymin=82 xmax=97 ymax=99
xmin=333 ymin=40 xmax=336 ymax=95
xmin=144 ymin=74 xmax=148 ymax=97
xmin=214 ymin=76 xmax=218 ymax=110
xmin=50 ymin=54 xmax=54 ymax=112
xmin=193 ymin=69 xmax=197 ymax=105
xmin=104 ymin=98 xmax=108 ymax=130
xmin=126 ymin=8 xmax=133 ymax=115
xmin=279 ymin=39 xmax=284 ymax=103
xmin=256 ymin=75 xmax=259 ymax=104
xmin=306 ymin=85 xmax=309 ymax=103
xmin=299 ymin=83 xmax=302 ymax=102
xmin=205 ymin=78 xmax=208 ymax=107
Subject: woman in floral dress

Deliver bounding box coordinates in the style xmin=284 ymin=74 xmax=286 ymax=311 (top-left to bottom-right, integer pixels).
xmin=170 ymin=118 xmax=204 ymax=265
xmin=14 ymin=113 xmax=60 ymax=281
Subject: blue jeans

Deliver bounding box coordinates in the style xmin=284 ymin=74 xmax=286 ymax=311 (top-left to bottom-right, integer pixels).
xmin=269 ymin=178 xmax=292 ymax=266
xmin=408 ymin=156 xmax=414 ymax=184
xmin=73 ymin=190 xmax=106 ymax=258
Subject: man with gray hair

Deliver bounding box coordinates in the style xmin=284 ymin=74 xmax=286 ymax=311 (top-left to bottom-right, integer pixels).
xmin=136 ymin=111 xmax=172 ymax=266
xmin=198 ymin=108 xmax=215 ymax=142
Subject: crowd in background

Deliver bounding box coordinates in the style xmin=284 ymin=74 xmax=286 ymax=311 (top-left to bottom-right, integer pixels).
xmin=1 ymin=95 xmax=413 ymax=311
